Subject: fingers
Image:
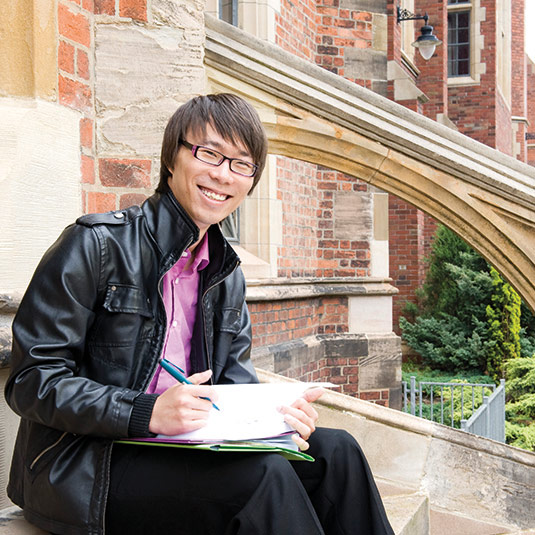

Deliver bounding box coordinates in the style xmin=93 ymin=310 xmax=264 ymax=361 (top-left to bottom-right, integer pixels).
xmin=188 ymin=369 xmax=213 ymax=385
xmin=278 ymin=388 xmax=324 ymax=448
xmin=291 ymin=395 xmax=320 ymax=423
xmin=148 ymin=382 xmax=217 ymax=436
xmin=291 ymin=433 xmax=310 ymax=451
xmin=282 ymin=410 xmax=315 ymax=441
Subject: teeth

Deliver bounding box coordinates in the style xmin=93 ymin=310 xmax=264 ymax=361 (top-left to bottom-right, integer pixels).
xmin=200 ymin=187 xmax=227 ymax=201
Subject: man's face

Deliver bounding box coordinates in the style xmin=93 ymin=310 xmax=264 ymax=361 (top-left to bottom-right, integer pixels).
xmin=167 ymin=124 xmax=254 ymax=237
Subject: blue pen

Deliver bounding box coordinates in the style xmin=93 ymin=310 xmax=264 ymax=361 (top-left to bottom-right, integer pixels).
xmin=159 ymin=358 xmax=220 ymax=411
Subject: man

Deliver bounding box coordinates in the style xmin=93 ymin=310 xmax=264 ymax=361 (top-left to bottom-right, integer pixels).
xmin=6 ymin=94 xmax=394 ymax=534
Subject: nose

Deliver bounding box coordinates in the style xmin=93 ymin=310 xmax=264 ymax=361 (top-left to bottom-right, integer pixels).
xmin=208 ymin=159 xmax=234 ymax=184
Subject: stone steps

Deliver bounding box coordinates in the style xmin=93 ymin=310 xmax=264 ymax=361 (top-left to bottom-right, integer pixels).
xmin=1 ymin=493 xmax=531 ymax=535
xmin=377 ymin=481 xmax=523 ymax=535
xmin=383 ymin=493 xmax=430 ymax=535
xmin=4 ymin=500 xmax=434 ymax=535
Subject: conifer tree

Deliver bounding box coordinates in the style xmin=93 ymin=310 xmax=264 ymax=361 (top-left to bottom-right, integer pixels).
xmin=486 ymin=267 xmax=521 ymax=381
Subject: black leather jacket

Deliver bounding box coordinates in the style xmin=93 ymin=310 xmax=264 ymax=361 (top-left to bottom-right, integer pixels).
xmin=5 ymin=191 xmax=257 ymax=535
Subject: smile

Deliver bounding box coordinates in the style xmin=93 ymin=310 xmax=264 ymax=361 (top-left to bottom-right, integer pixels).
xmin=200 ymin=187 xmax=228 ymax=202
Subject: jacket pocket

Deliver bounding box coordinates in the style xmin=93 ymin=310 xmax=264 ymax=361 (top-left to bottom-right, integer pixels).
xmin=103 ymin=283 xmax=152 ymax=317
xmin=26 ymin=427 xmax=71 ymax=480
xmin=89 ymin=283 xmax=154 ymax=347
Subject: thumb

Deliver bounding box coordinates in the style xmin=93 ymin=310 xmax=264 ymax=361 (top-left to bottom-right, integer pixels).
xmin=187 ymin=369 xmax=213 ymax=385
xmin=302 ymin=387 xmax=324 ymax=403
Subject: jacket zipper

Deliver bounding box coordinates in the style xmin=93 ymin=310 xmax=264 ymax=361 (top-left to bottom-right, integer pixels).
xmin=144 ymin=239 xmax=194 ymax=391
xmin=202 ymin=260 xmax=240 ymax=384
xmin=29 ymin=431 xmax=68 ymax=470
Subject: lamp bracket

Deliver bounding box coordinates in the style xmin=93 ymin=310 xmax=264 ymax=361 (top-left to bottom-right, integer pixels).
xmin=396 ymin=6 xmax=429 ymax=25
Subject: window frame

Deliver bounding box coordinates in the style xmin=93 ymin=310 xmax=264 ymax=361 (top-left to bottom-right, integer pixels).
xmin=447 ymin=0 xmax=484 ymax=86
xmin=448 ymin=9 xmax=471 ymax=77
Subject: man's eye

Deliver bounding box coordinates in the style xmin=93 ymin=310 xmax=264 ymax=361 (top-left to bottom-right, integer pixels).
xmin=233 ymin=161 xmax=254 ymax=173
xmin=199 ymin=148 xmax=221 ymax=161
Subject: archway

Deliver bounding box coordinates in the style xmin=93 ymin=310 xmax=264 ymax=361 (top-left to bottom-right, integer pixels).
xmin=205 ymin=15 xmax=535 ymax=309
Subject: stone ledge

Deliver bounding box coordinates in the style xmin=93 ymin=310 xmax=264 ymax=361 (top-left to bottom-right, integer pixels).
xmin=0 ymin=294 xmax=20 ymax=370
xmin=245 ymin=277 xmax=398 ymax=302
xmin=0 ymin=295 xmax=21 ymax=315
xmin=0 ymin=506 xmax=48 ymax=535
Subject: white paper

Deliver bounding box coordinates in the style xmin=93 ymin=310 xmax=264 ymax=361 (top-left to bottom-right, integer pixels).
xmin=159 ymin=382 xmax=334 ymax=443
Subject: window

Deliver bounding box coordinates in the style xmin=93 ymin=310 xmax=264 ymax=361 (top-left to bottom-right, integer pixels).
xmin=221 ymin=210 xmax=240 ymax=244
xmin=448 ymin=10 xmax=470 ymax=76
xmin=219 ymin=0 xmax=238 ymax=26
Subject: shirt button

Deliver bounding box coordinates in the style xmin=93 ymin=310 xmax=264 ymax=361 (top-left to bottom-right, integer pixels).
xmin=175 ymin=278 xmax=179 ymax=284
xmin=172 ymin=320 xmax=178 ymax=327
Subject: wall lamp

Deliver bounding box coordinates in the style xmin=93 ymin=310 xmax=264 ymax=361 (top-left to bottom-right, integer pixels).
xmin=397 ymin=6 xmax=442 ymax=60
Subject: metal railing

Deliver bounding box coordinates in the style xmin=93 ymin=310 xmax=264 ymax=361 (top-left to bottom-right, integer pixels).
xmin=460 ymin=379 xmax=506 ymax=442
xmin=402 ymin=376 xmax=506 ymax=442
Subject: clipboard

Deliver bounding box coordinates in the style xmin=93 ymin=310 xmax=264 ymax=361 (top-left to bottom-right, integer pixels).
xmin=117 ymin=382 xmax=334 ymax=462
xmin=116 ymin=438 xmax=315 ymax=462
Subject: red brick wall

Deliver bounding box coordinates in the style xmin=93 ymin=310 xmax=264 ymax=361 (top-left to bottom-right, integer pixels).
xmin=389 ymin=196 xmax=426 ymax=333
xmin=282 ymin=356 xmax=390 ymax=405
xmin=448 ymin=0 xmax=498 ymax=147
xmin=276 ymin=0 xmax=317 ymax=61
xmin=511 ymin=0 xmax=527 ymax=162
xmin=274 ymin=2 xmax=375 ymax=280
xmin=315 ymin=3 xmax=374 ymax=87
xmin=314 ymin=167 xmax=372 ymax=278
xmin=414 ymin=0 xmax=448 ymax=119
xmin=249 ymin=297 xmax=395 ymax=404
xmin=249 ymin=296 xmax=348 ymax=348
xmin=527 ymin=59 xmax=535 ymax=166
xmin=57 ymin=0 xmax=151 ymax=214
xmin=276 ymin=157 xmax=319 ymax=278
xmin=58 ymin=0 xmax=95 ymax=212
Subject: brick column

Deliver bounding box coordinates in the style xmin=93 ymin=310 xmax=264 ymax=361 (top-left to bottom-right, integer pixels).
xmin=414 ymin=0 xmax=448 ymax=120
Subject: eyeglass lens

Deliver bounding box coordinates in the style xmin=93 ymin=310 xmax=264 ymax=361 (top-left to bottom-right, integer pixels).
xmin=195 ymin=146 xmax=256 ymax=177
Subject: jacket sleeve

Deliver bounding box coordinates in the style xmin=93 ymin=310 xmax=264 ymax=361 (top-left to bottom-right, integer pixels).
xmin=5 ymin=223 xmax=139 ymax=438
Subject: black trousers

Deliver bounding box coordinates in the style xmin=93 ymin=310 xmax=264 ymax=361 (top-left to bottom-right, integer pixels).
xmin=106 ymin=428 xmax=394 ymax=535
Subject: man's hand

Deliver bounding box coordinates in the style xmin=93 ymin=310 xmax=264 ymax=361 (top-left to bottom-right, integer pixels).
xmin=278 ymin=387 xmax=324 ymax=451
xmin=148 ymin=369 xmax=218 ymax=436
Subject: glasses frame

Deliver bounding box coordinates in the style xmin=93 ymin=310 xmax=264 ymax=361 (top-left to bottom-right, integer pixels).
xmin=181 ymin=140 xmax=258 ymax=178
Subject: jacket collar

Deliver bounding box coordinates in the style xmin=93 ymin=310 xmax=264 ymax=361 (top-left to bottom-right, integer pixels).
xmin=142 ymin=191 xmax=239 ymax=279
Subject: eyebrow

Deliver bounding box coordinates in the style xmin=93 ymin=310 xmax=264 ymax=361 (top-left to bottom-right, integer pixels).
xmin=200 ymin=138 xmax=252 ymax=160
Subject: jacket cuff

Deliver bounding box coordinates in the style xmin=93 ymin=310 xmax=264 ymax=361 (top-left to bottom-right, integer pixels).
xmin=128 ymin=393 xmax=159 ymax=438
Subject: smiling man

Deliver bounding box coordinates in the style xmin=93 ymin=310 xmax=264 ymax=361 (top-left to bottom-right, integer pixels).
xmin=6 ymin=94 xmax=394 ymax=535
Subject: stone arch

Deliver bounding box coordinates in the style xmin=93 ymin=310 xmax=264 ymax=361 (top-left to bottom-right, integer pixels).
xmin=205 ymin=16 xmax=535 ymax=310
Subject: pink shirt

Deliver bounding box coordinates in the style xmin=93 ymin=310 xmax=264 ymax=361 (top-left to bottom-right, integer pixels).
xmin=147 ymin=235 xmax=210 ymax=394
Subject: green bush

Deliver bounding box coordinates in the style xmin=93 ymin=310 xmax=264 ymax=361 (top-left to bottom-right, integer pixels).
xmin=505 ymin=357 xmax=535 ymax=442
xmin=400 ymin=225 xmax=535 ymax=375
xmin=486 ymin=266 xmax=521 ymax=381
xmin=506 ymin=422 xmax=535 ymax=450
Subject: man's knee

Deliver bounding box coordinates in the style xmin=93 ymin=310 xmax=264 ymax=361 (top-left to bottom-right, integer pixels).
xmin=255 ymin=452 xmax=295 ymax=480
xmin=309 ymin=427 xmax=358 ymax=456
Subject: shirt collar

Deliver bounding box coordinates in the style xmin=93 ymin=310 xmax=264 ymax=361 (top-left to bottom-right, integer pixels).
xmin=184 ymin=232 xmax=210 ymax=272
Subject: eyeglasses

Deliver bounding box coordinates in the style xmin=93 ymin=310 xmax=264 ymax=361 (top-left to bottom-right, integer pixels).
xmin=181 ymin=140 xmax=258 ymax=177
